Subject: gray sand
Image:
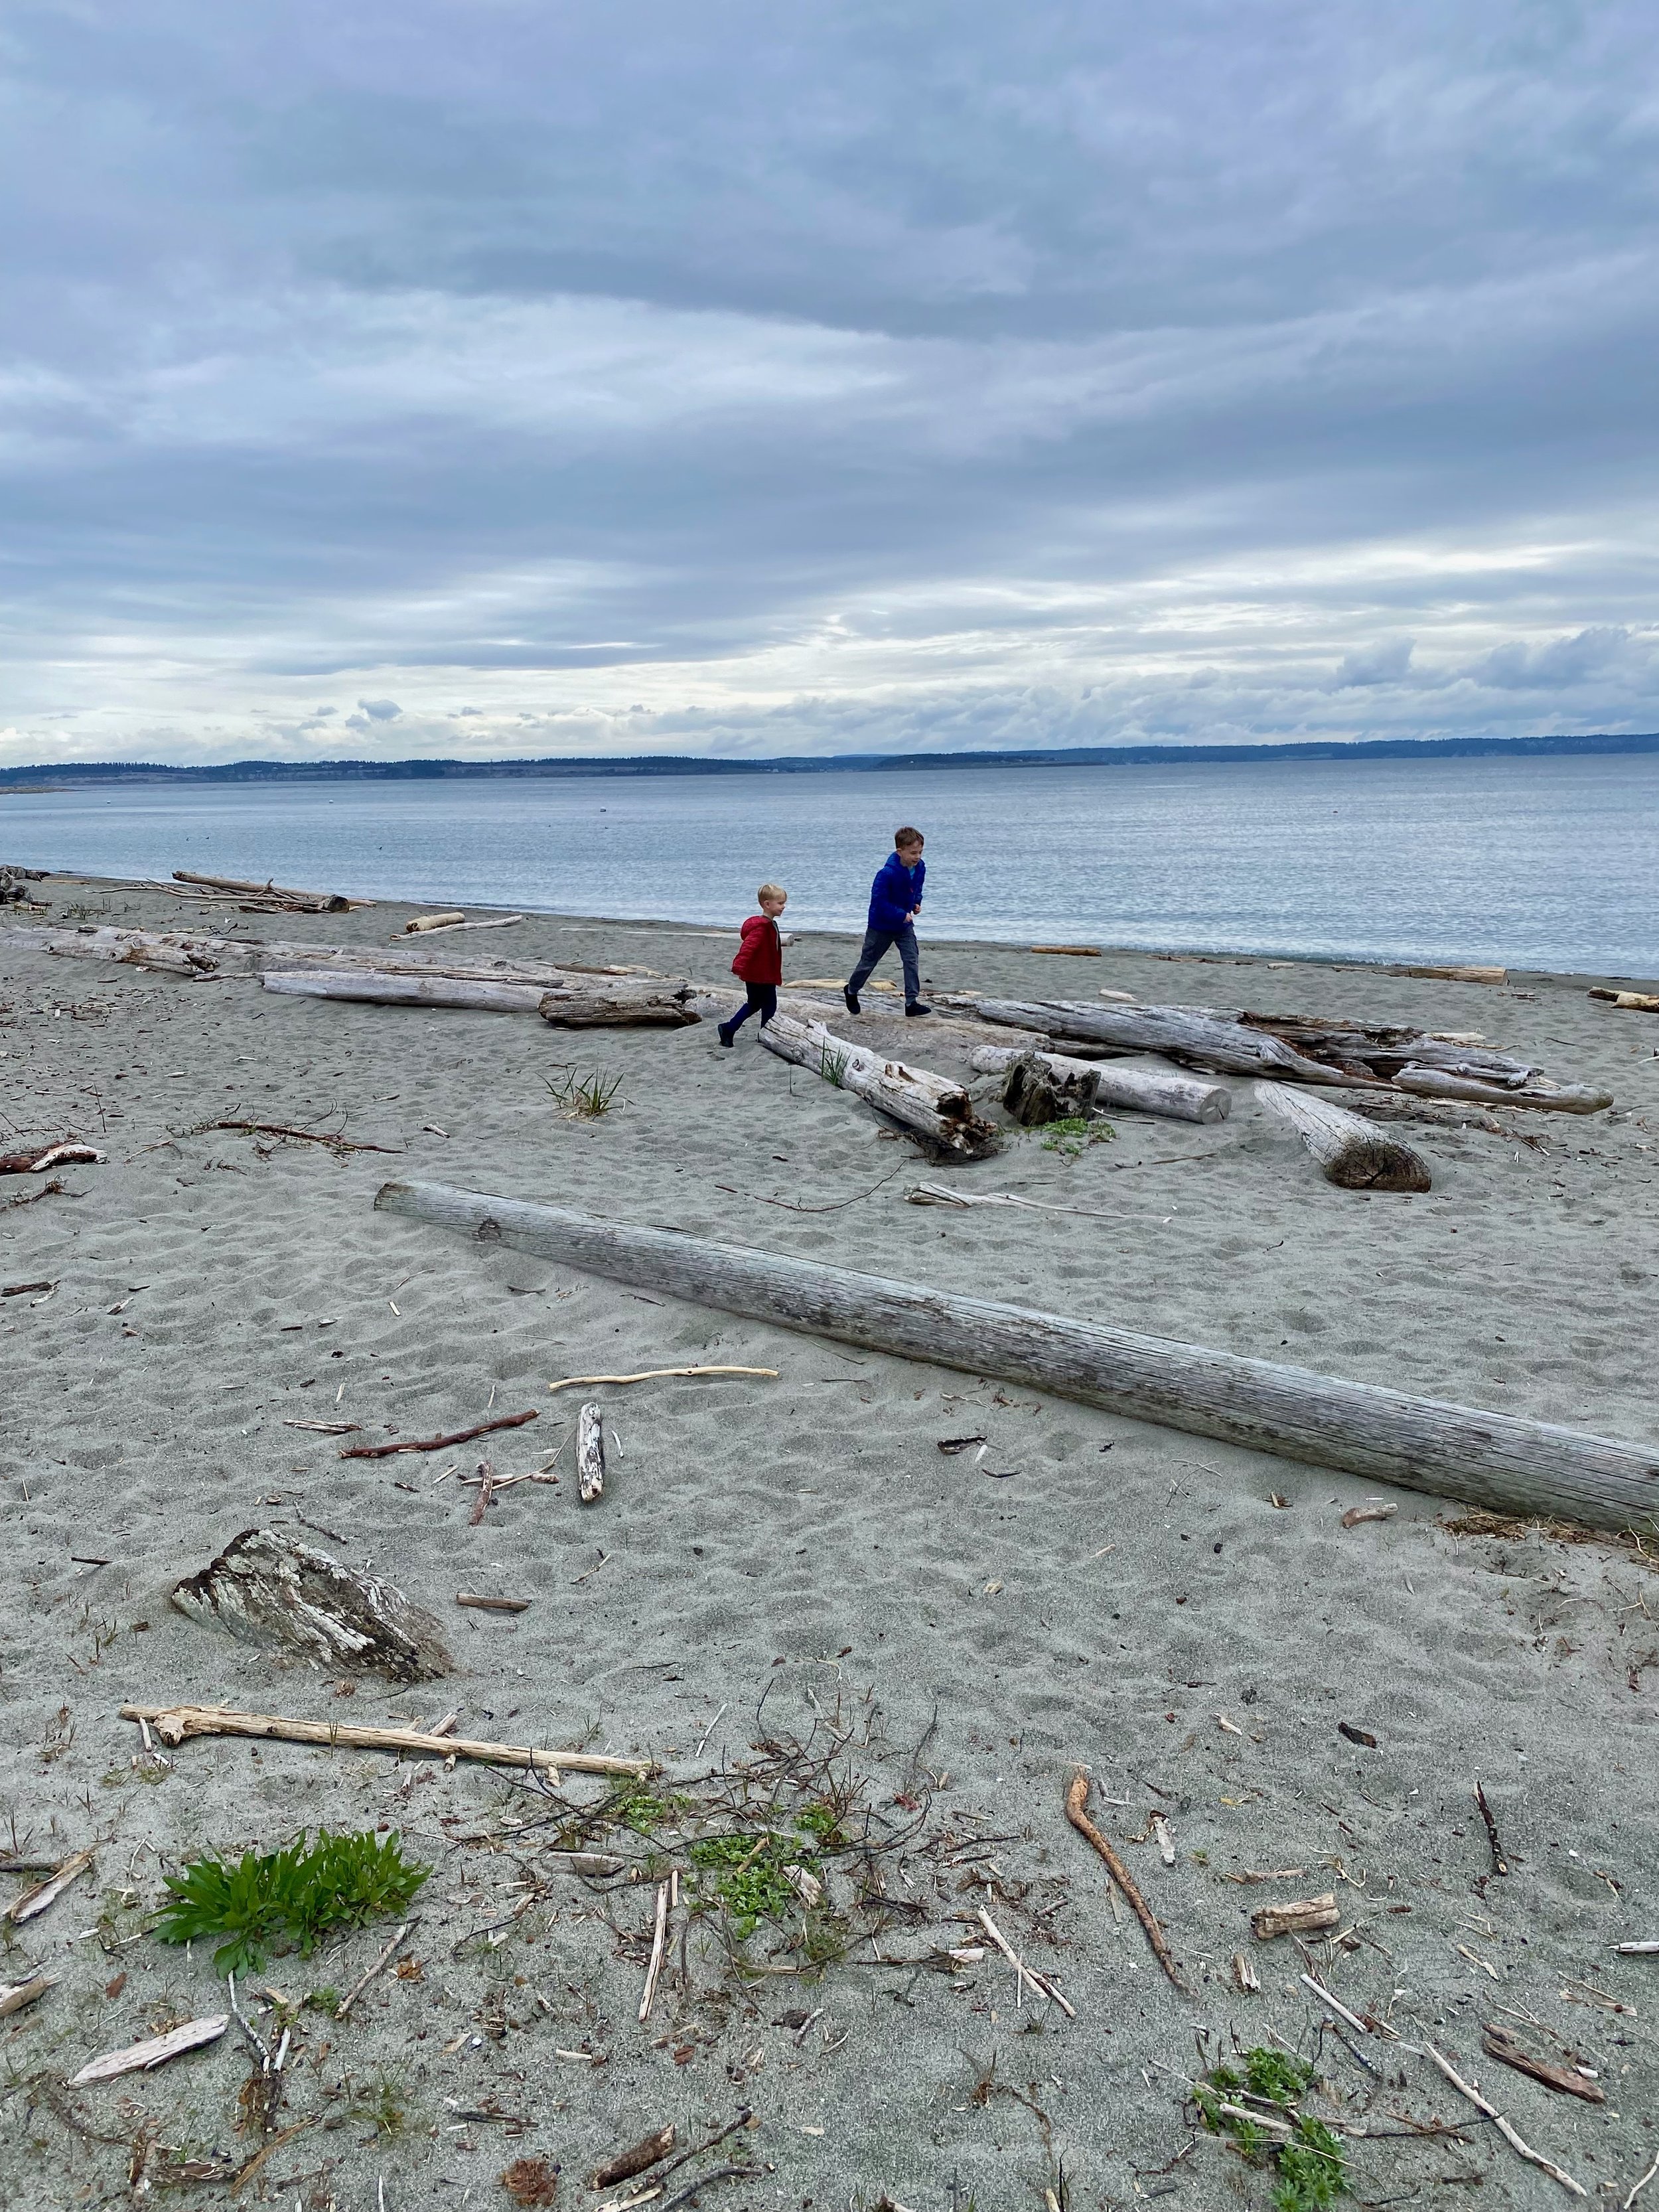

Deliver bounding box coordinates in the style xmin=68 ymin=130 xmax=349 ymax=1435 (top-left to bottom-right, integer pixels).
xmin=2 ymin=881 xmax=1656 ymax=2209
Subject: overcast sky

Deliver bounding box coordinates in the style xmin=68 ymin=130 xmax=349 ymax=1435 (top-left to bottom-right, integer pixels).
xmin=3 ymin=1 xmax=1656 ymax=767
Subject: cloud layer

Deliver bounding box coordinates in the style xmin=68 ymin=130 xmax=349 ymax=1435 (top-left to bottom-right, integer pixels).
xmin=3 ymin=1 xmax=1656 ymax=765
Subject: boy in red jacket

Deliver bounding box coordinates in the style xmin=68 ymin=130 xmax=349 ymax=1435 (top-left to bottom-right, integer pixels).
xmin=717 ymin=881 xmax=787 ymax=1047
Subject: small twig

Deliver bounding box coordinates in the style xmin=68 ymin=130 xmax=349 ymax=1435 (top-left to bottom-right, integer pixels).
xmin=334 ymin=1919 xmax=418 ymax=2021
xmin=341 ymin=1409 xmax=538 ymax=1459
xmin=977 ymin=1906 xmax=1076 ymax=2017
xmin=548 ymin=1365 xmax=779 ymax=1393
xmin=1416 ymin=2041 xmax=1586 ymax=2196
xmin=225 ymin=1972 xmax=270 ymax=2067
xmin=208 ymin=1119 xmax=401 ymax=1155
xmin=1623 ymin=2150 xmax=1659 ymax=2212
xmin=656 ymin=2168 xmax=749 ymax=2212
xmin=1474 ymin=1783 xmax=1509 ymax=1876
xmin=1064 ymin=1769 xmax=1185 ymax=1990
xmin=639 ymin=1881 xmax=670 ymax=2022
xmin=648 ymin=2113 xmax=753 ymax=2193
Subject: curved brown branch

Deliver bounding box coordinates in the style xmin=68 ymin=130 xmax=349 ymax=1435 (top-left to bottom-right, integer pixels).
xmin=1064 ymin=1769 xmax=1187 ymax=1992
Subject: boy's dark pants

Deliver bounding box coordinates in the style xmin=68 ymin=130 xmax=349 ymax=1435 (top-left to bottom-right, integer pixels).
xmin=847 ymin=923 xmax=920 ymax=1004
xmin=724 ymin=982 xmax=777 ymax=1035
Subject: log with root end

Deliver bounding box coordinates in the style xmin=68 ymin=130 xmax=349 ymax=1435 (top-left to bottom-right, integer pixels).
xmin=1257 ymin=1081 xmax=1431 ymax=1191
xmin=758 ymin=1011 xmax=1001 ymax=1156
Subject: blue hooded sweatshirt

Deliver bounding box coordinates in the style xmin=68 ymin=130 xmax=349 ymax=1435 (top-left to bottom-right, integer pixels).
xmin=867 ymin=850 xmax=925 ymax=932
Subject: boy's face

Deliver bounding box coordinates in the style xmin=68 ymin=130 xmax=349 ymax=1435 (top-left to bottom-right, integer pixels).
xmin=897 ymin=842 xmax=923 ymax=866
xmin=760 ymin=893 xmax=787 ymax=917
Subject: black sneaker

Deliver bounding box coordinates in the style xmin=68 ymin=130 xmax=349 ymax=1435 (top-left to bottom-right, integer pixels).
xmin=842 ymin=986 xmax=861 ymax=1015
xmin=717 ymin=1021 xmax=736 ymax=1047
xmin=904 ymin=999 xmax=933 ymax=1017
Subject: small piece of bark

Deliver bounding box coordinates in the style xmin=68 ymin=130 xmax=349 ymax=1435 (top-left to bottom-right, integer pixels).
xmin=1338 ymin=1720 xmax=1379 ymax=1747
xmin=1232 ymin=1953 xmax=1260 ymax=1992
xmin=593 ymin=2124 xmax=678 ymax=2189
xmin=0 ymin=1975 xmax=54 ymax=2019
xmin=456 ymin=1593 xmax=530 ymax=1613
xmin=1615 ymin=1941 xmax=1659 ymax=1955
xmin=121 ymin=1702 xmax=651 ymax=1777
xmin=171 ymin=1527 xmax=452 ymax=1683
xmin=1252 ymin=1893 xmax=1340 ymax=1941
xmin=4 ymin=1846 xmax=95 ymax=1925
xmin=577 ymin=1402 xmax=605 ymax=1504
xmin=72 ymin=2015 xmax=229 ymax=2085
xmin=340 ymin=1408 xmax=538 ymax=1459
xmin=1342 ymin=1503 xmax=1398 ymax=1527
xmin=1482 ymin=2023 xmax=1605 ymax=2103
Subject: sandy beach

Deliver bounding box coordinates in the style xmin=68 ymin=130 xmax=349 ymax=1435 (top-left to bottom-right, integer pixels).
xmin=2 ymin=875 xmax=1656 ymax=2210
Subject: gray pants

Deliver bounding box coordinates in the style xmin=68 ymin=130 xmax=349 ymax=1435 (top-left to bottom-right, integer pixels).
xmin=848 ymin=923 xmax=920 ymax=1003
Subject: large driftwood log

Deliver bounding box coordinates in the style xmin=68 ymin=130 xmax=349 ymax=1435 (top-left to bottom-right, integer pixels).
xmin=373 ymin=1180 xmax=1659 ymax=1529
xmin=969 ymin=998 xmax=1358 ymax=1082
xmin=263 ymin=970 xmax=545 ymax=1012
xmin=1257 ymin=1081 xmax=1432 ymax=1191
xmin=121 ymin=1701 xmax=652 ymax=1778
xmin=538 ymin=982 xmax=699 ymax=1027
xmin=757 ymin=1011 xmax=1001 ymax=1157
xmin=173 ymin=869 xmax=362 ymax=911
xmin=972 ymin=1044 xmax=1230 ymax=1125
xmin=1392 ymin=1066 xmax=1611 ymax=1114
xmin=171 ymin=1528 xmax=453 ymax=1682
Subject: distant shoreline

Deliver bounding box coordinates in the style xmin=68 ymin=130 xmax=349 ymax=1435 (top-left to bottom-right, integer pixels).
xmin=3 ymin=728 xmax=1657 ymax=789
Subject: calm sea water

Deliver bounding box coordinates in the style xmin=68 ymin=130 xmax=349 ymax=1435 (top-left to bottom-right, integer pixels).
xmin=3 ymin=753 xmax=1655 ymax=975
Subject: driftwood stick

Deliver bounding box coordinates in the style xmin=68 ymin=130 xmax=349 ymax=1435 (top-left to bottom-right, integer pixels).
xmin=1064 ymin=1770 xmax=1185 ymax=1990
xmin=1254 ymin=1895 xmax=1339 ymax=1940
xmin=3 ymin=1846 xmax=95 ymax=1925
xmin=1482 ymin=2024 xmax=1605 ymax=2103
xmin=340 ymin=1409 xmax=538 ymax=1459
xmin=638 ymin=1881 xmax=670 ymax=2021
xmin=593 ymin=2123 xmax=677 ymax=2189
xmin=1624 ymin=2152 xmax=1659 ymax=2212
xmin=0 ymin=1976 xmax=54 ymax=2020
xmin=976 ymin=1905 xmax=1076 ymax=2016
xmin=0 ymin=1143 xmax=105 ymax=1175
xmin=120 ymin=1703 xmax=652 ymax=1777
xmin=549 ymin=1365 xmax=778 ymax=1394
xmin=335 ymin=1919 xmax=418 ymax=2020
xmin=1475 ymin=1783 xmax=1509 ymax=1877
xmin=1417 ymin=2041 xmax=1587 ymax=2196
xmin=373 ymin=1181 xmax=1659 ymax=1530
xmin=577 ymin=1404 xmax=606 ymax=1504
xmin=72 ymin=2016 xmax=229 ymax=2085
xmin=1258 ymin=1082 xmax=1431 ymax=1192
xmin=1394 ymin=1067 xmax=1611 ymax=1115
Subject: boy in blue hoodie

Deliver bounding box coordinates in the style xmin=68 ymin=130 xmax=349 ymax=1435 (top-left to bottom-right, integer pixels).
xmin=843 ymin=827 xmax=932 ymax=1017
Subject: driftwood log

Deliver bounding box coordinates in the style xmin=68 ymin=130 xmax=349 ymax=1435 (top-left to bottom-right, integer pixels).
xmin=1589 ymin=988 xmax=1659 ymax=1013
xmin=1392 ymin=1066 xmax=1611 ymax=1114
xmin=403 ymin=911 xmax=467 ymax=932
xmin=173 ymin=869 xmax=362 ymax=911
xmin=263 ymin=970 xmax=545 ymax=1013
xmin=1257 ymin=1081 xmax=1431 ymax=1191
xmin=538 ymin=982 xmax=699 ymax=1027
xmin=969 ymin=997 xmax=1359 ymax=1081
xmin=970 ymin=1044 xmax=1230 ymax=1125
xmin=171 ymin=1528 xmax=453 ymax=1682
xmin=120 ymin=1702 xmax=651 ymax=1778
xmin=372 ymin=1180 xmax=1659 ymax=1528
xmin=758 ymin=1011 xmax=1001 ymax=1157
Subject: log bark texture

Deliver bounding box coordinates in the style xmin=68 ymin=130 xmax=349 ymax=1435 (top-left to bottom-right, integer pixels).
xmin=977 ymin=1045 xmax=1230 ymax=1126
xmin=577 ymin=1402 xmax=605 ymax=1503
xmin=372 ymin=1180 xmax=1659 ymax=1528
xmin=263 ymin=970 xmax=545 ymax=1012
xmin=171 ymin=1528 xmax=453 ymax=1682
xmin=1257 ymin=1080 xmax=1432 ymax=1191
xmin=538 ymin=982 xmax=700 ymax=1027
xmin=1251 ymin=1894 xmax=1340 ymax=1940
xmin=757 ymin=1011 xmax=1001 ymax=1155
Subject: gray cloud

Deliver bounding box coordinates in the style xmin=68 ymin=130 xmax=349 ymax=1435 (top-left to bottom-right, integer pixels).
xmin=1 ymin=2 xmax=1656 ymax=765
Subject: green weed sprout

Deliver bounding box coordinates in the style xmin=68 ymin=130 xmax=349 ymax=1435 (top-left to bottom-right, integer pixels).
xmin=1040 ymin=1115 xmax=1115 ymax=1158
xmin=154 ymin=1829 xmax=428 ymax=1976
xmin=1194 ymin=2050 xmax=1346 ymax=2212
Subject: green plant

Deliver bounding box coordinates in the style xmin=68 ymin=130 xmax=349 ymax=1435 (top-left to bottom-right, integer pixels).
xmin=1195 ymin=2051 xmax=1346 ymax=2212
xmin=603 ymin=1785 xmax=691 ymax=1834
xmin=1040 ymin=1115 xmax=1116 ymax=1159
xmin=303 ymin=1985 xmax=341 ymax=2016
xmin=351 ymin=2068 xmax=413 ymax=2140
xmin=819 ymin=1044 xmax=851 ymax=1089
xmin=154 ymin=1829 xmax=429 ymax=1976
xmin=688 ymin=1832 xmax=820 ymax=1939
xmin=545 ymin=1067 xmax=623 ymax=1118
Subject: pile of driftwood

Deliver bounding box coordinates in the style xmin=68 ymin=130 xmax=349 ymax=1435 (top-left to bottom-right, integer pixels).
xmin=171 ymin=869 xmax=368 ymax=914
xmin=0 ymin=865 xmax=48 ymax=907
xmin=758 ymin=1011 xmax=1001 ymax=1156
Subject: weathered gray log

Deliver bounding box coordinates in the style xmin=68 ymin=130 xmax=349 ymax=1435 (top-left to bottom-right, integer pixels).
xmin=259 ymin=942 xmax=649 ymax=986
xmin=373 ymin=1180 xmax=1659 ymax=1529
xmin=577 ymin=1402 xmax=605 ymax=1503
xmin=263 ymin=969 xmax=545 ymax=1013
xmin=1393 ymin=1066 xmax=1612 ymax=1114
xmin=971 ymin=1044 xmax=1229 ymax=1124
xmin=36 ymin=925 xmax=226 ymax=975
xmin=1257 ymin=1081 xmax=1432 ymax=1191
xmin=538 ymin=982 xmax=700 ymax=1027
xmin=171 ymin=1528 xmax=453 ymax=1682
xmin=758 ymin=1011 xmax=1001 ymax=1156
xmin=969 ymin=999 xmax=1359 ymax=1084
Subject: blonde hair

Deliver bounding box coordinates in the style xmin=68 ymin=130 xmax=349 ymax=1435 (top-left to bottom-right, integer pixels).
xmin=758 ymin=881 xmax=788 ymax=903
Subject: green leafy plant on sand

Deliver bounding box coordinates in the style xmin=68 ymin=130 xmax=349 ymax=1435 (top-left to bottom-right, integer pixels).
xmin=688 ymin=1831 xmax=823 ymax=1940
xmin=545 ymin=1067 xmax=624 ymax=1118
xmin=1039 ymin=1115 xmax=1116 ymax=1159
xmin=154 ymin=1829 xmax=429 ymax=1976
xmin=1195 ymin=2050 xmax=1348 ymax=2212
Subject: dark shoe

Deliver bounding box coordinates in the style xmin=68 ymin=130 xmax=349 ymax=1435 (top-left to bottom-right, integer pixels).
xmin=717 ymin=1021 xmax=736 ymax=1047
xmin=842 ymin=986 xmax=861 ymax=1015
xmin=904 ymin=999 xmax=933 ymax=1017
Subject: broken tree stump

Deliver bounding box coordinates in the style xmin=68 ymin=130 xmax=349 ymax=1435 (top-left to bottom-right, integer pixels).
xmin=170 ymin=1528 xmax=453 ymax=1683
xmin=1258 ymin=1080 xmax=1432 ymax=1191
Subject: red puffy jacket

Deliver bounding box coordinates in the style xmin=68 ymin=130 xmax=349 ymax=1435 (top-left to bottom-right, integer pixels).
xmin=732 ymin=913 xmax=782 ymax=986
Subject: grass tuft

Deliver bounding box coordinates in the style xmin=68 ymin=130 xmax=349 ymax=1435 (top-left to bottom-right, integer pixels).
xmin=545 ymin=1067 xmax=624 ymax=1118
xmin=153 ymin=1828 xmax=428 ymax=1976
xmin=1195 ymin=2050 xmax=1347 ymax=2212
xmin=1039 ymin=1114 xmax=1115 ymax=1157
